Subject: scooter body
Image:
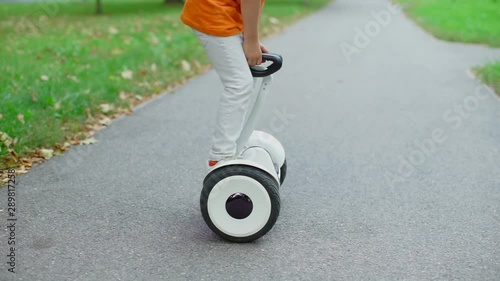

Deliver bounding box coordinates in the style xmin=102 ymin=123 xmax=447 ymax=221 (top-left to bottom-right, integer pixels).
xmin=200 ymin=54 xmax=286 ymax=243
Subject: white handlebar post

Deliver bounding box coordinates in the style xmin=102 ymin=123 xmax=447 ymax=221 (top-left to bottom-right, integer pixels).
xmin=235 ymin=74 xmax=273 ymax=155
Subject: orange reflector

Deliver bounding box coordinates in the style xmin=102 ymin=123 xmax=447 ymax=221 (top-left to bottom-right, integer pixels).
xmin=209 ymin=160 xmax=218 ymax=167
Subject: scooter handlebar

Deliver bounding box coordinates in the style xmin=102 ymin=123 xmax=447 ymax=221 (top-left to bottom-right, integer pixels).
xmin=250 ymin=53 xmax=283 ymax=77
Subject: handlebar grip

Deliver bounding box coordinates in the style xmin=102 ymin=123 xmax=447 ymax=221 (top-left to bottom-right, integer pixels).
xmin=250 ymin=53 xmax=283 ymax=77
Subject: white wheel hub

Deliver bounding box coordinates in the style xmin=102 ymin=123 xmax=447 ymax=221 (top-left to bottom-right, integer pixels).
xmin=207 ymin=175 xmax=271 ymax=237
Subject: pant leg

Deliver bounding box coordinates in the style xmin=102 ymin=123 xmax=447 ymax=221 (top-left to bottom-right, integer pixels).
xmin=194 ymin=30 xmax=255 ymax=161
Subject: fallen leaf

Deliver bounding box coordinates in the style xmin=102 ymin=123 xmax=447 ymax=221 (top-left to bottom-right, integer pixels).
xmin=0 ymin=132 xmax=8 ymax=141
xmin=119 ymin=92 xmax=128 ymax=100
xmin=149 ymin=35 xmax=159 ymax=45
xmin=118 ymin=107 xmax=133 ymax=115
xmin=135 ymin=95 xmax=143 ymax=100
xmin=0 ymin=114 xmax=3 ymax=119
xmin=40 ymin=148 xmax=54 ymax=159
xmin=269 ymin=17 xmax=280 ymax=25
xmin=30 ymin=157 xmax=45 ymax=164
xmin=20 ymin=157 xmax=32 ymax=164
xmin=150 ymin=63 xmax=157 ymax=72
xmin=99 ymin=116 xmax=112 ymax=126
xmin=121 ymin=70 xmax=133 ymax=80
xmin=17 ymin=166 xmax=28 ymax=174
xmin=193 ymin=60 xmax=202 ymax=70
xmin=54 ymin=102 xmax=60 ymax=109
xmin=7 ymin=149 xmax=18 ymax=158
xmin=4 ymin=138 xmax=12 ymax=147
xmin=41 ymin=75 xmax=49 ymax=81
xmin=80 ymin=137 xmax=98 ymax=145
xmin=99 ymin=103 xmax=114 ymax=114
xmin=17 ymin=114 xmax=25 ymax=124
xmin=67 ymin=75 xmax=79 ymax=82
xmin=180 ymin=60 xmax=191 ymax=72
xmin=108 ymin=26 xmax=118 ymax=34
xmin=111 ymin=48 xmax=123 ymax=55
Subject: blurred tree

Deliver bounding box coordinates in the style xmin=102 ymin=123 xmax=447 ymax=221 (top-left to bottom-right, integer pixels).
xmin=96 ymin=0 xmax=102 ymax=14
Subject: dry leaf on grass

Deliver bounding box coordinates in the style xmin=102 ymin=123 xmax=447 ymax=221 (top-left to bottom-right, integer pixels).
xmin=269 ymin=17 xmax=280 ymax=25
xmin=41 ymin=75 xmax=49 ymax=81
xmin=108 ymin=26 xmax=118 ymax=34
xmin=40 ymin=148 xmax=54 ymax=159
xmin=0 ymin=131 xmax=8 ymax=141
xmin=193 ymin=60 xmax=202 ymax=71
xmin=66 ymin=75 xmax=79 ymax=82
xmin=17 ymin=166 xmax=28 ymax=174
xmin=0 ymin=114 xmax=3 ymax=119
xmin=111 ymin=48 xmax=123 ymax=55
xmin=99 ymin=103 xmax=114 ymax=113
xmin=99 ymin=116 xmax=112 ymax=126
xmin=3 ymin=137 xmax=17 ymax=147
xmin=149 ymin=35 xmax=159 ymax=45
xmin=3 ymin=138 xmax=12 ymax=147
xmin=121 ymin=70 xmax=133 ymax=80
xmin=80 ymin=137 xmax=98 ymax=145
xmin=17 ymin=114 xmax=25 ymax=124
xmin=180 ymin=60 xmax=191 ymax=72
xmin=151 ymin=63 xmax=157 ymax=72
xmin=119 ymin=92 xmax=128 ymax=100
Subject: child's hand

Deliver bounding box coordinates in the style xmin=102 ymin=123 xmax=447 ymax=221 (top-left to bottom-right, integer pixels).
xmin=260 ymin=43 xmax=270 ymax=54
xmin=244 ymin=39 xmax=262 ymax=67
xmin=260 ymin=43 xmax=270 ymax=62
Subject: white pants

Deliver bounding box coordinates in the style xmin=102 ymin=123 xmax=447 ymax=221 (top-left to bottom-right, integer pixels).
xmin=194 ymin=29 xmax=257 ymax=161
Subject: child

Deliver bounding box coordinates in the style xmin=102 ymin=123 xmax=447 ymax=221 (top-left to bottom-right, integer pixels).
xmin=180 ymin=0 xmax=269 ymax=171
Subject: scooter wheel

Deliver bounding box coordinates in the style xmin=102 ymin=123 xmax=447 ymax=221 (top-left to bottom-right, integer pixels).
xmin=279 ymin=158 xmax=287 ymax=186
xmin=201 ymin=165 xmax=280 ymax=243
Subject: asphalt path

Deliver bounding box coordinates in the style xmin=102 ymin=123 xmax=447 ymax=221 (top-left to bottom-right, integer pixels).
xmin=2 ymin=0 xmax=500 ymax=280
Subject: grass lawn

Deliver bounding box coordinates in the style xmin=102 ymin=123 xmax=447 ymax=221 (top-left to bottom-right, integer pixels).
xmin=393 ymin=0 xmax=500 ymax=93
xmin=0 ymin=0 xmax=331 ymax=174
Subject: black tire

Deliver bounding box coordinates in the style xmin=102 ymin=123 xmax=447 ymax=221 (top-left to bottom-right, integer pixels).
xmin=201 ymin=165 xmax=280 ymax=243
xmin=279 ymin=158 xmax=287 ymax=186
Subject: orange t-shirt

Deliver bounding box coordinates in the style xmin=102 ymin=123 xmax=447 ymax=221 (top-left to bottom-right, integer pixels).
xmin=181 ymin=0 xmax=264 ymax=37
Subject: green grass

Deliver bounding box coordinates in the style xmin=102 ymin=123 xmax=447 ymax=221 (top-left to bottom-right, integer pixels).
xmin=476 ymin=62 xmax=500 ymax=92
xmin=394 ymin=0 xmax=500 ymax=47
xmin=0 ymin=0 xmax=331 ymax=169
xmin=393 ymin=0 xmax=500 ymax=94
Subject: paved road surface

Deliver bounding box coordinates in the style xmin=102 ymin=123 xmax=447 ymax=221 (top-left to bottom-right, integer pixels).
xmin=2 ymin=0 xmax=500 ymax=280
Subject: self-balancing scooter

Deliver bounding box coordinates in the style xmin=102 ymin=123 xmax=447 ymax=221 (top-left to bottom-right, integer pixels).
xmin=200 ymin=53 xmax=286 ymax=243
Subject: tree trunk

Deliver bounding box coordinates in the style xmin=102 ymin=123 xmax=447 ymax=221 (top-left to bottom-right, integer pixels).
xmin=96 ymin=0 xmax=102 ymax=14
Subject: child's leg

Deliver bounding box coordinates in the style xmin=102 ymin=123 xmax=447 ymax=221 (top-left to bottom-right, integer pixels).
xmin=194 ymin=30 xmax=255 ymax=162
